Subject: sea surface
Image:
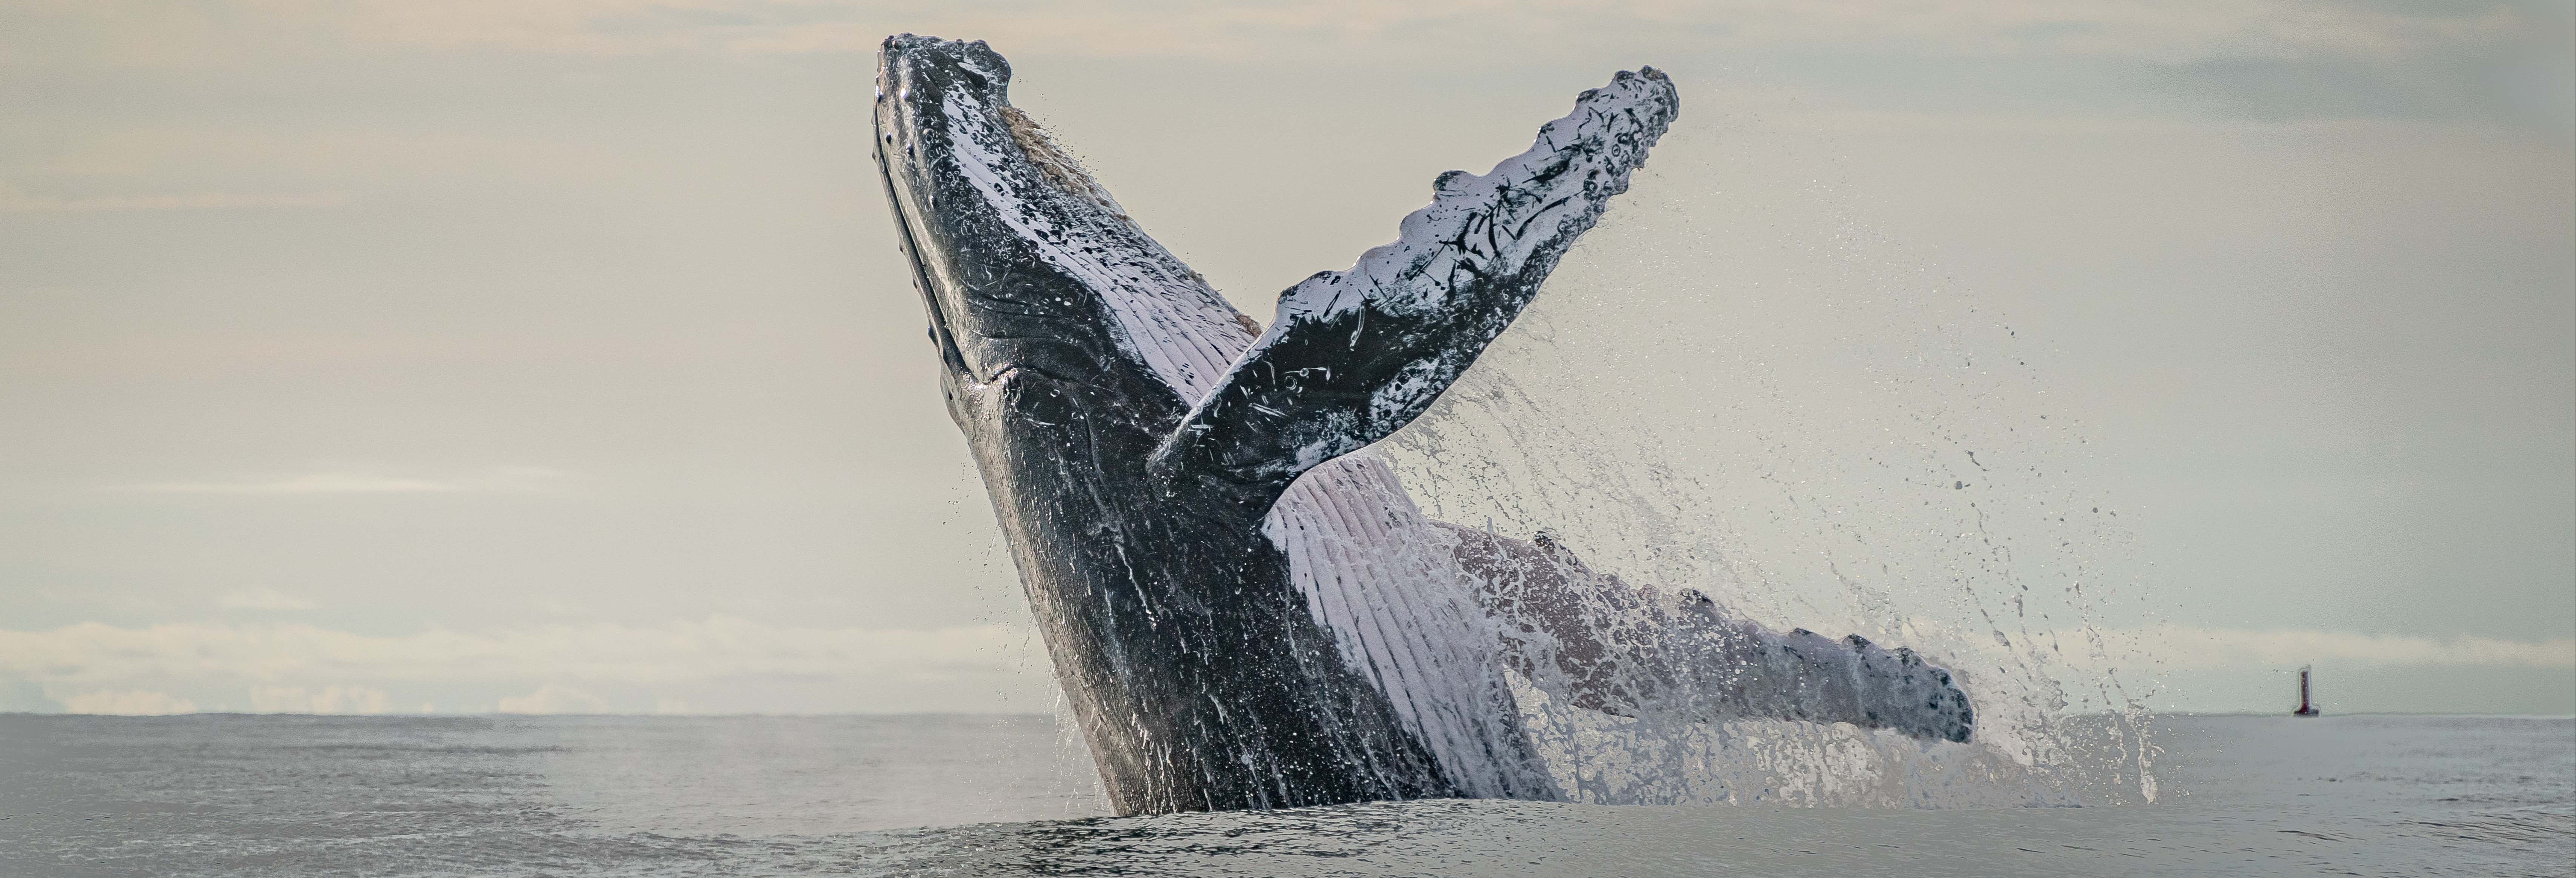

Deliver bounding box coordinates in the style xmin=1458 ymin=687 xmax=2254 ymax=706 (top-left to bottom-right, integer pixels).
xmin=3 ymin=713 xmax=2568 ymax=876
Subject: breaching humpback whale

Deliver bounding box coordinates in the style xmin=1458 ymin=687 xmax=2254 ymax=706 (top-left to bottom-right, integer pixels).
xmin=872 ymin=35 xmax=1973 ymax=816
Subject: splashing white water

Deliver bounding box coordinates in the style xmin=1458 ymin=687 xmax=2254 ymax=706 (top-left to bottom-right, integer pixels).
xmin=1375 ymin=109 xmax=2161 ymax=808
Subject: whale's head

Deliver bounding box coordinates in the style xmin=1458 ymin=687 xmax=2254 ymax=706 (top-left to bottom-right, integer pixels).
xmin=874 ymin=35 xmax=1237 ymax=444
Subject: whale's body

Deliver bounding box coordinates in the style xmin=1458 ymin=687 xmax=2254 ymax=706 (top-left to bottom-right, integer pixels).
xmin=873 ymin=35 xmax=1972 ymax=816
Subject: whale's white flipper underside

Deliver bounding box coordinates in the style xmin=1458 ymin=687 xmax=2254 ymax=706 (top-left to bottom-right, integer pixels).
xmin=1265 ymin=455 xmax=1544 ymax=797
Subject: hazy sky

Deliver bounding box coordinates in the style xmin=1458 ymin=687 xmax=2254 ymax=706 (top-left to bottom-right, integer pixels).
xmin=2 ymin=0 xmax=2570 ymax=717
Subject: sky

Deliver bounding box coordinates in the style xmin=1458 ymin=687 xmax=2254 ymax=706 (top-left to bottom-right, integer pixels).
xmin=1 ymin=0 xmax=2570 ymax=717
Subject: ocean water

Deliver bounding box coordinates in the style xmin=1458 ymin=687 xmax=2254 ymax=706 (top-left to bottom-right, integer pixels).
xmin=3 ymin=713 xmax=2567 ymax=877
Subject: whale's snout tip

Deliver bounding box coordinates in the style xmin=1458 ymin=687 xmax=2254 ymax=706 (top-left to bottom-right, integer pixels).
xmin=876 ymin=34 xmax=1012 ymax=90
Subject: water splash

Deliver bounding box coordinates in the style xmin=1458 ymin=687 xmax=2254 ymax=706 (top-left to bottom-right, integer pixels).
xmin=1375 ymin=114 xmax=2160 ymax=808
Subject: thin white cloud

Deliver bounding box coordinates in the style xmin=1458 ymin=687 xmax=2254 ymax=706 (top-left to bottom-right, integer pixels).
xmin=251 ymin=684 xmax=389 ymax=714
xmin=60 ymin=689 xmax=197 ymax=715
xmin=39 ymin=128 xmax=636 ymax=185
xmin=497 ymin=684 xmax=610 ymax=714
xmin=2038 ymin=624 xmax=2576 ymax=672
xmin=219 ymin=587 xmax=317 ymax=611
xmin=9 ymin=619 xmax=2562 ymax=714
xmin=112 ymin=466 xmax=571 ymax=495
xmin=0 ymin=183 xmax=343 ymax=211
xmin=0 ymin=616 xmax=1040 ymax=687
xmin=124 ymin=473 xmax=461 ymax=494
xmin=4 ymin=0 xmax=2534 ymax=66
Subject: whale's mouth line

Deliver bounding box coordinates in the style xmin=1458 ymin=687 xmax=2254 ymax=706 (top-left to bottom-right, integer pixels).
xmin=878 ymin=39 xmax=1166 ymax=402
xmin=875 ymin=67 xmax=975 ymax=383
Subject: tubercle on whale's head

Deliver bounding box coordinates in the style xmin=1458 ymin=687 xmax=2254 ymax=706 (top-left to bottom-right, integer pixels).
xmin=873 ymin=35 xmax=1145 ymax=431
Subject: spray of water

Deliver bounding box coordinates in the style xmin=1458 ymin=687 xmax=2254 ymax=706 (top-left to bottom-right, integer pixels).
xmin=1375 ymin=114 xmax=2161 ymax=808
xmin=986 ymin=81 xmax=2162 ymax=812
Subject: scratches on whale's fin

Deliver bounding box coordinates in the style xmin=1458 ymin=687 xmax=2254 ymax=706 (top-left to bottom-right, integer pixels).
xmin=1441 ymin=522 xmax=1977 ymax=743
xmin=1148 ymin=68 xmax=1680 ymax=511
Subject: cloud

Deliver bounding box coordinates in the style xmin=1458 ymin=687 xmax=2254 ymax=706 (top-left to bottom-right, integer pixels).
xmin=462 ymin=1 xmax=2528 ymax=63
xmin=113 ymin=466 xmax=572 ymax=495
xmin=61 ymin=689 xmax=197 ymax=715
xmin=36 ymin=128 xmax=637 ymax=185
xmin=0 ymin=182 xmax=343 ymax=211
xmin=497 ymin=684 xmax=610 ymax=714
xmin=0 ymin=678 xmax=63 ymax=712
xmin=220 ymin=587 xmax=316 ymax=611
xmin=2041 ymin=624 xmax=2576 ymax=672
xmin=2 ymin=0 xmax=2540 ymax=66
xmin=0 ymin=616 xmax=1039 ymax=687
xmin=7 ymin=618 xmax=2562 ymax=714
xmin=250 ymin=684 xmax=390 ymax=714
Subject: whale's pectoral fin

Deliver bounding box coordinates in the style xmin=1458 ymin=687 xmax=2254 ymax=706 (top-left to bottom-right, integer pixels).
xmin=1441 ymin=521 xmax=1976 ymax=743
xmin=1147 ymin=69 xmax=1679 ymax=512
xmin=1665 ymin=599 xmax=1978 ymax=743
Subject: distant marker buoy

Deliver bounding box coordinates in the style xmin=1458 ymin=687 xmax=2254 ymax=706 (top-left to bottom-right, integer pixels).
xmin=2293 ymin=665 xmax=2321 ymax=717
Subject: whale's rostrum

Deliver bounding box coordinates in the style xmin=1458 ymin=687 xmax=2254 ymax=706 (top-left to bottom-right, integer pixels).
xmin=872 ymin=34 xmax=1972 ymax=816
